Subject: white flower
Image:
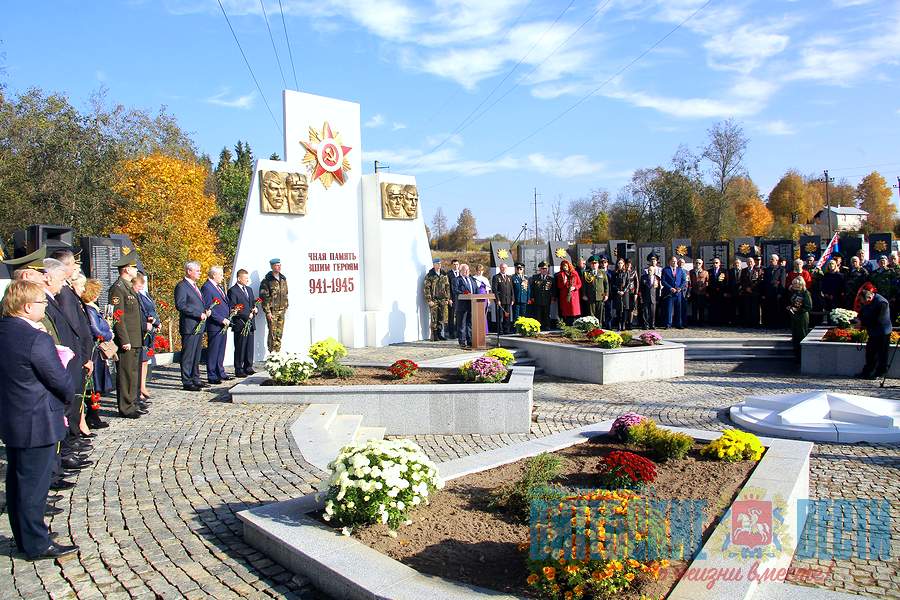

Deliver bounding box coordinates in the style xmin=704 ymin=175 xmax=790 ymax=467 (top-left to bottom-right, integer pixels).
xmin=341 ymin=526 xmax=352 ymax=536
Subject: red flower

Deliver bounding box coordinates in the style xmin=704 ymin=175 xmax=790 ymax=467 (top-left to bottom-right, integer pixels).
xmin=388 ymin=359 xmax=419 ymax=379
xmin=212 ymin=298 xmax=221 ymax=306
xmin=113 ymin=309 xmax=124 ymax=322
xmin=153 ymin=335 xmax=170 ymax=351
xmin=147 ymin=349 xmax=155 ymax=358
xmin=234 ymin=304 xmax=245 ymax=312
xmin=256 ymin=297 xmax=263 ymax=304
xmin=90 ymin=392 xmax=101 ymax=410
xmin=157 ymin=300 xmax=170 ymax=310
xmin=586 ymin=328 xmax=605 ymax=340
xmin=598 ymin=451 xmax=657 ymax=485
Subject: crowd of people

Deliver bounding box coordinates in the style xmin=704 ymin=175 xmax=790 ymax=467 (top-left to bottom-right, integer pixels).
xmin=424 ymin=249 xmax=896 ymax=375
xmin=0 ymin=249 xmax=288 ymax=561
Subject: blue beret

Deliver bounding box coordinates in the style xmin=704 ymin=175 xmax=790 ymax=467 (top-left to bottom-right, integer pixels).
xmin=270 ymin=258 xmax=281 ymax=265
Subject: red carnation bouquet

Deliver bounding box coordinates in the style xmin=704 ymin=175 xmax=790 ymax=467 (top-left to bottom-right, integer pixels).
xmin=220 ymin=304 xmax=244 ymax=336
xmin=241 ymin=297 xmax=264 ymax=337
xmin=194 ymin=297 xmax=221 ymax=334
xmin=597 ymin=450 xmax=657 ymax=490
xmin=586 ymin=328 xmax=606 ymax=340
xmin=388 ymin=359 xmax=419 ymax=380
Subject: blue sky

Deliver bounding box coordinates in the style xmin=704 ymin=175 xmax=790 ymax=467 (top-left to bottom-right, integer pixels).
xmin=3 ymin=0 xmax=900 ymax=237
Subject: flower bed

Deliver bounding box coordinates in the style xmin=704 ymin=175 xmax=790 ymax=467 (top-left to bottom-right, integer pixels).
xmin=231 ymin=363 xmax=534 ymax=434
xmin=349 ymin=437 xmax=758 ymax=599
xmin=237 ymin=422 xmax=813 ymax=600
xmin=802 ymin=326 xmax=900 ymax=377
xmin=505 ymin=333 xmax=685 ymax=384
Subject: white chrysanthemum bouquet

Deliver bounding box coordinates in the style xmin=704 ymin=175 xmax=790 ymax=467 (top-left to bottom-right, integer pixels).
xmin=322 ymin=439 xmax=443 ymax=533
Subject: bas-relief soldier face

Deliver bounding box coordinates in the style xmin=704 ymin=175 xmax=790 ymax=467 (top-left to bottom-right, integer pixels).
xmin=386 ymin=184 xmax=404 ymax=217
xmin=402 ymin=185 xmax=419 ymax=218
xmin=286 ymin=173 xmax=308 ymax=214
xmin=262 ymin=172 xmax=287 ymax=211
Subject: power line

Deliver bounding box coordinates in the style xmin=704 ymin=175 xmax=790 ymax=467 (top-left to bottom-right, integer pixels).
xmin=278 ymin=0 xmax=300 ymax=89
xmin=259 ymin=0 xmax=287 ymax=90
xmin=408 ymin=0 xmax=577 ymax=170
xmin=423 ymin=0 xmax=715 ymax=191
xmin=828 ymin=161 xmax=900 ymax=173
xmin=216 ymin=0 xmax=282 ymax=136
xmin=460 ymin=0 xmax=613 ymax=135
xmin=417 ymin=0 xmax=537 ymax=130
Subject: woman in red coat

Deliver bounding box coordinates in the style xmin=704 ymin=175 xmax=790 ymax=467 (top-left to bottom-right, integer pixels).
xmin=556 ymin=260 xmax=582 ymax=325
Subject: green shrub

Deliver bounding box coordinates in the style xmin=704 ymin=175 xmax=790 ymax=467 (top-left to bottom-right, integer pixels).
xmin=560 ymin=324 xmax=585 ymax=340
xmin=491 ymin=452 xmax=563 ymax=519
xmin=620 ymin=331 xmax=633 ymax=345
xmin=625 ymin=419 xmax=693 ymax=462
xmin=321 ymin=363 xmax=355 ymax=379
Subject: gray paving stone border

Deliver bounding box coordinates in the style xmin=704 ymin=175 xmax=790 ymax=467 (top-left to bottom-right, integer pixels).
xmin=230 ymin=365 xmax=535 ymax=434
xmin=237 ymin=422 xmax=812 ymax=600
xmin=504 ymin=335 xmax=685 ymax=384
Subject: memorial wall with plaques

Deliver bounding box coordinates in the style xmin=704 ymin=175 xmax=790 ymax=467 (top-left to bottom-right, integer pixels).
xmin=761 ymin=239 xmax=794 ymax=264
xmin=697 ymin=241 xmax=730 ymax=267
xmin=637 ymin=243 xmax=667 ymax=267
xmin=80 ymin=235 xmax=142 ymax=310
xmin=517 ymin=244 xmax=549 ymax=275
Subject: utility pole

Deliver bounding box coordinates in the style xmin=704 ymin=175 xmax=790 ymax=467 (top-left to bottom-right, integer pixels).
xmin=533 ymin=188 xmax=541 ymax=244
xmin=823 ymin=169 xmax=834 ymax=237
xmin=374 ymin=160 xmax=389 ymax=173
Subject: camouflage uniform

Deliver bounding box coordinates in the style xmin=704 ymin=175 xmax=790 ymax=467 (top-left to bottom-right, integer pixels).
xmin=423 ymin=268 xmax=451 ymax=340
xmin=259 ymin=271 xmax=289 ymax=352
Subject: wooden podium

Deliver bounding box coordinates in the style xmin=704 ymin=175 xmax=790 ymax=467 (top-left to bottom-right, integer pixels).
xmin=458 ymin=293 xmax=495 ymax=349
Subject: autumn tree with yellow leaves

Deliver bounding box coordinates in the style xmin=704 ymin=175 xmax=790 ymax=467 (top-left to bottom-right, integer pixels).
xmin=112 ymin=153 xmax=223 ymax=345
xmin=731 ymin=176 xmax=773 ymax=236
xmin=856 ymin=171 xmax=896 ymax=231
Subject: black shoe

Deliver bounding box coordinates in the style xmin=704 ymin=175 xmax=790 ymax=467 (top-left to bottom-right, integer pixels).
xmin=138 ymin=402 xmax=148 ymax=411
xmin=121 ymin=413 xmax=140 ymax=419
xmin=87 ymin=419 xmax=109 ymax=429
xmin=48 ymin=494 xmax=63 ymax=503
xmin=245 ymin=369 xmax=256 ymax=375
xmin=208 ymin=380 xmax=221 ymax=385
xmin=200 ymin=382 xmax=211 ymax=388
xmin=438 ymin=334 xmax=447 ymax=341
xmin=79 ymin=431 xmax=97 ymax=439
xmin=50 ymin=480 xmax=76 ymax=491
xmin=45 ymin=506 xmax=63 ymax=516
xmin=183 ymin=384 xmax=200 ymax=391
xmin=61 ymin=457 xmax=92 ymax=470
xmin=137 ymin=409 xmax=148 ymax=415
xmin=234 ymin=371 xmax=247 ymax=377
xmin=221 ymin=376 xmax=233 ymax=381
xmin=27 ymin=542 xmax=79 ymax=561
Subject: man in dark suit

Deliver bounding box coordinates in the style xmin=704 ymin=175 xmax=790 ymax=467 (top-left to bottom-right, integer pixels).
xmin=662 ymin=256 xmax=687 ymax=329
xmin=0 ymin=280 xmax=79 ymax=560
xmin=452 ymin=263 xmax=478 ymax=347
xmin=50 ymin=248 xmax=97 ymax=434
xmin=201 ymin=266 xmax=231 ymax=384
xmin=446 ymin=259 xmax=461 ymax=337
xmin=42 ymin=258 xmax=93 ymax=474
xmin=856 ymin=284 xmax=892 ymax=379
xmin=108 ymin=254 xmax=143 ymax=418
xmin=228 ymin=269 xmax=258 ymax=377
xmin=491 ymin=262 xmax=515 ymax=334
xmin=175 ymin=260 xmax=210 ymax=391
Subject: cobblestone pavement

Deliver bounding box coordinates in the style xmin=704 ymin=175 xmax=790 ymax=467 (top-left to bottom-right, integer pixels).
xmin=1 ymin=338 xmax=897 ymax=599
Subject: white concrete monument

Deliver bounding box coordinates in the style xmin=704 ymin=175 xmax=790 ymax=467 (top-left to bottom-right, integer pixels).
xmin=730 ymin=390 xmax=900 ymax=443
xmin=227 ymin=90 xmax=431 ymax=363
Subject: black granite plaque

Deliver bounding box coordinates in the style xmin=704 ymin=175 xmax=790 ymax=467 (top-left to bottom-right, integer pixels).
xmin=868 ymin=232 xmax=893 ymax=260
xmin=80 ymin=235 xmax=142 ymax=310
xmin=799 ymin=236 xmax=822 ymax=261
xmin=697 ymin=241 xmax=730 ymax=267
xmin=517 ymin=244 xmax=550 ymax=275
xmin=549 ymin=241 xmax=572 ymax=268
xmin=672 ymin=239 xmax=692 ymax=261
xmin=734 ymin=237 xmax=757 ymax=260
xmin=489 ymin=241 xmax=513 ymax=268
xmin=637 ymin=243 xmax=667 ymax=267
xmin=760 ymin=239 xmax=794 ymax=265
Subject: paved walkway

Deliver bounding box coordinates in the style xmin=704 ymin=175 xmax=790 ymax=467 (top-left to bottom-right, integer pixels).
xmin=0 ymin=333 xmax=897 ymax=599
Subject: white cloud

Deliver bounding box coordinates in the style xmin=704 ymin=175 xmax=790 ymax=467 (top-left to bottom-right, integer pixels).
xmin=704 ymin=24 xmax=790 ymax=74
xmin=206 ymin=89 xmax=256 ymax=109
xmin=832 ymin=0 xmax=875 ymax=7
xmin=604 ymin=77 xmax=778 ymax=119
xmin=365 ymin=113 xmax=385 ymax=128
xmin=757 ymin=120 xmax=796 ymax=136
xmin=363 ymin=139 xmax=616 ymax=178
xmin=95 ymin=70 xmax=107 ymax=82
xmin=392 ymin=122 xmax=407 ymax=130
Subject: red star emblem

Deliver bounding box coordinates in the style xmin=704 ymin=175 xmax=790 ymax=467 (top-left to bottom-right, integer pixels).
xmin=300 ymin=121 xmax=352 ymax=188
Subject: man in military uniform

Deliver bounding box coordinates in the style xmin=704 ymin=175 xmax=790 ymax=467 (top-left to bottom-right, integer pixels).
xmin=582 ymin=255 xmax=608 ymax=322
xmin=529 ymin=261 xmax=554 ymax=331
xmin=511 ymin=263 xmax=530 ymax=323
xmin=259 ymin=258 xmax=289 ymax=352
xmin=491 ymin=262 xmax=516 ymax=334
xmin=108 ymin=254 xmax=143 ymax=418
xmin=870 ymin=255 xmax=894 ymax=319
xmin=423 ymin=258 xmax=451 ymax=341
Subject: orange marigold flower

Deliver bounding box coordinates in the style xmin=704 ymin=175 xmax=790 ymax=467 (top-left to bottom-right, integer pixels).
xmin=625 ymin=572 xmax=635 ymax=582
xmin=551 ymin=584 xmax=560 ymax=593
xmin=564 ymin=593 xmax=573 ymax=600
xmin=660 ymin=559 xmax=670 ymax=568
xmin=565 ymin=565 xmax=579 ymax=575
xmin=543 ymin=566 xmax=556 ymax=580
xmin=527 ymin=574 xmax=539 ymax=585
